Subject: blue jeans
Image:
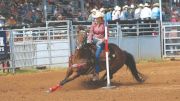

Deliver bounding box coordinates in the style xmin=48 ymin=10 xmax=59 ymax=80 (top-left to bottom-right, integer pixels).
xmin=93 ymin=38 xmax=104 ymax=73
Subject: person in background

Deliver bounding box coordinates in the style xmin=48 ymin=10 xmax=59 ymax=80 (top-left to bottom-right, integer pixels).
xmin=100 ymin=7 xmax=105 ymax=15
xmin=77 ymin=12 xmax=84 ymax=21
xmin=0 ymin=15 xmax=5 ymax=27
xmin=151 ymin=3 xmax=160 ymax=20
xmin=128 ymin=4 xmax=135 ymax=19
xmin=134 ymin=4 xmax=144 ymax=20
xmin=112 ymin=6 xmax=121 ymax=21
xmin=6 ymin=16 xmax=17 ymax=26
xmin=56 ymin=14 xmax=64 ymax=20
xmin=120 ymin=5 xmax=128 ymax=20
xmin=140 ymin=3 xmax=151 ymax=20
xmin=87 ymin=8 xmax=97 ymax=22
xmin=104 ymin=8 xmax=113 ymax=21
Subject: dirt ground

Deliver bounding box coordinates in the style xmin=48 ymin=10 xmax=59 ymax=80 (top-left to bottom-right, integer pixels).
xmin=0 ymin=60 xmax=180 ymax=101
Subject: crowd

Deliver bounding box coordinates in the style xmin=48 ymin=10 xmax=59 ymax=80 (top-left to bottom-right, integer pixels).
xmin=0 ymin=0 xmax=180 ymax=27
xmin=87 ymin=3 xmax=161 ymax=22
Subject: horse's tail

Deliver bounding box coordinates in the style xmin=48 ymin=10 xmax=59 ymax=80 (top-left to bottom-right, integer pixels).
xmin=124 ymin=51 xmax=145 ymax=83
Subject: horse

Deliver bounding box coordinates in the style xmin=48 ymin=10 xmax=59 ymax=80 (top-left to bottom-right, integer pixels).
xmin=59 ymin=26 xmax=145 ymax=88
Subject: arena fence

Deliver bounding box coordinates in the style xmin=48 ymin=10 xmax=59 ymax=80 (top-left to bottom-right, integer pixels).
xmin=72 ymin=20 xmax=161 ymax=60
xmin=162 ymin=22 xmax=180 ymax=59
xmin=1 ymin=20 xmax=163 ymax=73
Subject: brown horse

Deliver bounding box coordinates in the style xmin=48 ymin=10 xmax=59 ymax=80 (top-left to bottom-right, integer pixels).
xmin=59 ymin=28 xmax=145 ymax=87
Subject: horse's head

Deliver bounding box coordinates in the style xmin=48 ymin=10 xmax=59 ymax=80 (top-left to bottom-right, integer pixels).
xmin=76 ymin=25 xmax=89 ymax=49
xmin=69 ymin=42 xmax=94 ymax=74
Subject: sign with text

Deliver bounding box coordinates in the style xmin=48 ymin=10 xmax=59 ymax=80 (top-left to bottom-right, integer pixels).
xmin=0 ymin=31 xmax=8 ymax=60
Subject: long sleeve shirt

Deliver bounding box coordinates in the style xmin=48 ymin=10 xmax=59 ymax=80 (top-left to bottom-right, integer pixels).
xmin=90 ymin=22 xmax=105 ymax=39
xmin=87 ymin=22 xmax=106 ymax=43
xmin=140 ymin=7 xmax=152 ymax=19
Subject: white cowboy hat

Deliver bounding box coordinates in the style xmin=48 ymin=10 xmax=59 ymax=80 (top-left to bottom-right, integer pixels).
xmin=93 ymin=11 xmax=104 ymax=18
xmin=153 ymin=3 xmax=159 ymax=7
xmin=114 ymin=6 xmax=121 ymax=11
xmin=123 ymin=5 xmax=128 ymax=9
xmin=0 ymin=15 xmax=5 ymax=20
xmin=138 ymin=4 xmax=144 ymax=7
xmin=144 ymin=3 xmax=150 ymax=7
xmin=100 ymin=7 xmax=105 ymax=12
xmin=130 ymin=4 xmax=135 ymax=8
xmin=91 ymin=8 xmax=97 ymax=13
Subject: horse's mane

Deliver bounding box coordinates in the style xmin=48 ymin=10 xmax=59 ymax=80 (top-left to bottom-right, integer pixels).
xmin=74 ymin=43 xmax=95 ymax=60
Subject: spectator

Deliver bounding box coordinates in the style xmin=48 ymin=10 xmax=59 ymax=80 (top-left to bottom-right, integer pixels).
xmin=87 ymin=8 xmax=97 ymax=22
xmin=170 ymin=15 xmax=177 ymax=22
xmin=112 ymin=6 xmax=121 ymax=21
xmin=56 ymin=14 xmax=64 ymax=20
xmin=100 ymin=7 xmax=105 ymax=14
xmin=120 ymin=5 xmax=128 ymax=20
xmin=134 ymin=4 xmax=143 ymax=20
xmin=128 ymin=4 xmax=135 ymax=19
xmin=140 ymin=3 xmax=151 ymax=20
xmin=99 ymin=7 xmax=106 ymax=20
xmin=31 ymin=10 xmax=37 ymax=23
xmin=104 ymin=8 xmax=112 ymax=21
xmin=77 ymin=12 xmax=84 ymax=21
xmin=0 ymin=15 xmax=5 ymax=27
xmin=151 ymin=3 xmax=160 ymax=20
xmin=6 ymin=16 xmax=17 ymax=26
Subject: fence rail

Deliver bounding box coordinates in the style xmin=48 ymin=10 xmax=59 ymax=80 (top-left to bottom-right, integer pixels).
xmin=0 ymin=20 xmax=167 ymax=73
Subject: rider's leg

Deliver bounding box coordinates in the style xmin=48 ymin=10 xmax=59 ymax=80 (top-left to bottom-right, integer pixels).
xmin=93 ymin=41 xmax=103 ymax=81
xmin=95 ymin=46 xmax=103 ymax=73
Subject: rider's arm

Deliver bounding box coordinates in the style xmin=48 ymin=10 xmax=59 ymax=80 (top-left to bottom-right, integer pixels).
xmin=87 ymin=22 xmax=95 ymax=43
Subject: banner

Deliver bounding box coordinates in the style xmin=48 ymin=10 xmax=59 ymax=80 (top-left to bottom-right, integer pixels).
xmin=0 ymin=31 xmax=8 ymax=60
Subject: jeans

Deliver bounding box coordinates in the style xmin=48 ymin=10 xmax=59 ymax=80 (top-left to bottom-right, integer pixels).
xmin=93 ymin=38 xmax=104 ymax=73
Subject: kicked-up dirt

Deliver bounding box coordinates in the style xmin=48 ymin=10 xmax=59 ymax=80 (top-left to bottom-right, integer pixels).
xmin=0 ymin=60 xmax=180 ymax=101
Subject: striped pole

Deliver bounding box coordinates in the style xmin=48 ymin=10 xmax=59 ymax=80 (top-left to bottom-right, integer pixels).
xmin=104 ymin=21 xmax=111 ymax=87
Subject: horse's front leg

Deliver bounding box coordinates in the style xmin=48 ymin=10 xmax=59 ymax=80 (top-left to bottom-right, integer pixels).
xmin=60 ymin=72 xmax=80 ymax=86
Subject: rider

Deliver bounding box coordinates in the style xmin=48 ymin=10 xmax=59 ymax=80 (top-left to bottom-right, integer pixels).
xmin=87 ymin=11 xmax=106 ymax=81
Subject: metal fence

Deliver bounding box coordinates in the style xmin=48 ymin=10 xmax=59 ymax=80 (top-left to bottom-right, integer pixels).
xmin=0 ymin=21 xmax=72 ymax=72
xmin=71 ymin=20 xmax=161 ymax=60
xmin=162 ymin=22 xmax=180 ymax=59
xmin=0 ymin=20 xmax=162 ymax=72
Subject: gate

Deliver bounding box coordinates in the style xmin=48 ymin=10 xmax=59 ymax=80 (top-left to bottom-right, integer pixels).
xmin=162 ymin=23 xmax=180 ymax=59
xmin=9 ymin=20 xmax=72 ymax=71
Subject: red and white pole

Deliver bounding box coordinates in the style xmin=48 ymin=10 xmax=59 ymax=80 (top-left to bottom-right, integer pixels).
xmin=104 ymin=21 xmax=111 ymax=87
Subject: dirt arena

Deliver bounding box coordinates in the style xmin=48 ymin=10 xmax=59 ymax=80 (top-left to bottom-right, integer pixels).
xmin=0 ymin=60 xmax=180 ymax=101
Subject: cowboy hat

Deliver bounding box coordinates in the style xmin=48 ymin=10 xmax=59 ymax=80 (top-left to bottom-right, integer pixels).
xmin=153 ymin=3 xmax=159 ymax=7
xmin=0 ymin=15 xmax=5 ymax=20
xmin=130 ymin=4 xmax=135 ymax=8
xmin=138 ymin=4 xmax=144 ymax=7
xmin=93 ymin=11 xmax=104 ymax=18
xmin=114 ymin=6 xmax=121 ymax=11
xmin=91 ymin=9 xmax=97 ymax=13
xmin=100 ymin=7 xmax=105 ymax=12
xmin=144 ymin=3 xmax=150 ymax=7
xmin=123 ymin=5 xmax=128 ymax=9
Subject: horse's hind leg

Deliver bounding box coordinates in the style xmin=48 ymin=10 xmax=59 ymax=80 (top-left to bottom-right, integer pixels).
xmin=100 ymin=66 xmax=119 ymax=81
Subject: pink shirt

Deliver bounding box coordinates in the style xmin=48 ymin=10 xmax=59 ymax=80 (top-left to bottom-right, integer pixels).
xmin=90 ymin=22 xmax=105 ymax=39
